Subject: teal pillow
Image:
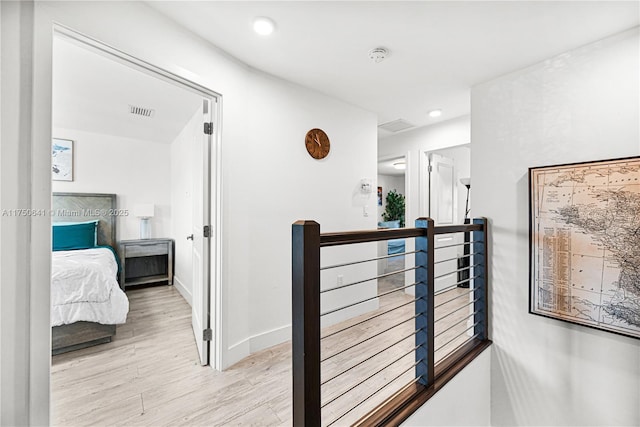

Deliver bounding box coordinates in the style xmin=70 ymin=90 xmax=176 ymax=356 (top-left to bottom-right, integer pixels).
xmin=52 ymin=220 xmax=98 ymax=251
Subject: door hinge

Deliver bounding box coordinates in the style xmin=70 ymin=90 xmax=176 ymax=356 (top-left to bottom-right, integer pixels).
xmin=428 ymin=164 xmax=433 ymax=173
xmin=203 ymin=328 xmax=213 ymax=341
xmin=204 ymin=122 xmax=213 ymax=135
xmin=203 ymin=225 xmax=211 ymax=238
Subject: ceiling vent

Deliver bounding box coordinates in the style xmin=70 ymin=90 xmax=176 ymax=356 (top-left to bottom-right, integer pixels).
xmin=129 ymin=105 xmax=155 ymax=118
xmin=378 ymin=119 xmax=415 ymax=133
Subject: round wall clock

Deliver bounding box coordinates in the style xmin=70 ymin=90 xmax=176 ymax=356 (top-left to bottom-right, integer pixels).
xmin=305 ymin=128 xmax=331 ymax=160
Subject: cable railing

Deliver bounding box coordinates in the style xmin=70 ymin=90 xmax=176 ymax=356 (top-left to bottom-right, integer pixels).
xmin=292 ymin=217 xmax=491 ymax=426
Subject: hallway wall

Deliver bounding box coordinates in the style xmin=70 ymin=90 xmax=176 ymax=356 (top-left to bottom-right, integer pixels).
xmin=473 ymin=27 xmax=640 ymax=426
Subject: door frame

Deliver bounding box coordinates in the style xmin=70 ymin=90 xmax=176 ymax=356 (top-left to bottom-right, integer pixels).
xmin=52 ymin=24 xmax=223 ymax=370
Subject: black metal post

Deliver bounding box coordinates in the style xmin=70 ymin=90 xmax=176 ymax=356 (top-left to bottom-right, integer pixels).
xmin=458 ymin=217 xmax=471 ymax=288
xmin=472 ymin=217 xmax=489 ymax=340
xmin=415 ymin=218 xmax=434 ymax=385
xmin=292 ymin=220 xmax=321 ymax=426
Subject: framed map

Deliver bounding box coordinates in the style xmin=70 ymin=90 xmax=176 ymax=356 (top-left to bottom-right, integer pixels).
xmin=529 ymin=156 xmax=640 ymax=340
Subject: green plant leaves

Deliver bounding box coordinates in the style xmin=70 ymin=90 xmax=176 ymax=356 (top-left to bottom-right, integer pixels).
xmin=382 ymin=189 xmax=406 ymax=227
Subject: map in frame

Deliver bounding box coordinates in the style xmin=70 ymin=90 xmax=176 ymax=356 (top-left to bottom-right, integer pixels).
xmin=529 ymin=156 xmax=640 ymax=340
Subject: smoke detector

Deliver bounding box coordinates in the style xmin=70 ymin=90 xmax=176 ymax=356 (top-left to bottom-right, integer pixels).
xmin=368 ymin=47 xmax=389 ymax=63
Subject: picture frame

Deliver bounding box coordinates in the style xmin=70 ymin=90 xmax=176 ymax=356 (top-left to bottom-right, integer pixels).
xmin=52 ymin=138 xmax=73 ymax=181
xmin=529 ymin=156 xmax=640 ymax=340
xmin=377 ymin=186 xmax=383 ymax=206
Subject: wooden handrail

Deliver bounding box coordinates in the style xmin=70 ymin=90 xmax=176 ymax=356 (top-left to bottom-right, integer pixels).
xmin=319 ymin=222 xmax=483 ymax=247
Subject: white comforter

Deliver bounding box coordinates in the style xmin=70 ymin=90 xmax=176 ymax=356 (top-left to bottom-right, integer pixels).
xmin=51 ymin=247 xmax=129 ymax=327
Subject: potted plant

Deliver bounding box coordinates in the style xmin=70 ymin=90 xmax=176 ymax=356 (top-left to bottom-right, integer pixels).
xmin=382 ymin=189 xmax=405 ymax=228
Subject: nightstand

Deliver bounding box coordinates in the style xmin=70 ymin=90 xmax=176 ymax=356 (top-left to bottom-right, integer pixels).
xmin=119 ymin=238 xmax=174 ymax=289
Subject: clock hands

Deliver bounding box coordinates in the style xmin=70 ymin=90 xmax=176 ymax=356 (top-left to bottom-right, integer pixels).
xmin=305 ymin=128 xmax=330 ymax=159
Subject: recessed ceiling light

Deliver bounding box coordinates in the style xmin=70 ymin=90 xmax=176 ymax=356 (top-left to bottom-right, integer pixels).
xmin=253 ymin=17 xmax=276 ymax=36
xmin=393 ymin=161 xmax=406 ymax=170
xmin=429 ymin=109 xmax=442 ymax=118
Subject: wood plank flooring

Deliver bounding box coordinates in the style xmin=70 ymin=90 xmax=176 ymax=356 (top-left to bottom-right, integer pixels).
xmin=52 ymin=268 xmax=475 ymax=426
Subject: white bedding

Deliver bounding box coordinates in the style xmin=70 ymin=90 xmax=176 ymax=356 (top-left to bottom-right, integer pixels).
xmin=51 ymin=247 xmax=129 ymax=327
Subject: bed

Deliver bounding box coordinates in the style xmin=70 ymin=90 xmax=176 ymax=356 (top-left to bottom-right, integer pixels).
xmin=51 ymin=192 xmax=129 ymax=355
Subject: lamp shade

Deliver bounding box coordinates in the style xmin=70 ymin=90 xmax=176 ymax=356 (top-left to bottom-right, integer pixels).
xmin=134 ymin=204 xmax=155 ymax=218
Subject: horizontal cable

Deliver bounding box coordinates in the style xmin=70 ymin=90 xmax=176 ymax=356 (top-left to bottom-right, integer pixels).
xmin=434 ymin=288 xmax=475 ymax=309
xmin=322 ymin=331 xmax=419 ymax=388
xmin=322 ymin=345 xmax=418 ymax=409
xmin=434 ymin=240 xmax=481 ymax=250
xmin=434 ymin=275 xmax=481 ymax=296
xmin=435 ymin=297 xmax=480 ymax=323
xmin=321 ymin=266 xmax=418 ymax=294
xmin=321 ymin=281 xmax=419 ymax=317
xmin=435 ymin=321 xmax=479 ymax=353
xmin=433 ymin=263 xmax=479 ymax=280
xmin=321 ymin=314 xmax=418 ymax=363
xmin=326 ymin=361 xmax=421 ymax=427
xmin=438 ymin=333 xmax=481 ymax=363
xmin=321 ymin=250 xmax=421 ymax=271
xmin=322 ymin=298 xmax=418 ymax=340
xmin=434 ymin=252 xmax=473 ymax=265
xmin=434 ymin=310 xmax=479 ymax=339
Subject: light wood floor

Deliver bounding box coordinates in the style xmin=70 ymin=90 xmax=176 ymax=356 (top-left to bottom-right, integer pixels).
xmin=52 ymin=270 xmax=474 ymax=426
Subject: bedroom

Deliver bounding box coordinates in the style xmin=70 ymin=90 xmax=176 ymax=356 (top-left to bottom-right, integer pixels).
xmin=49 ymin=30 xmax=218 ymax=359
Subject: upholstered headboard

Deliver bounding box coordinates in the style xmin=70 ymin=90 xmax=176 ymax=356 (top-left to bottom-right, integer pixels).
xmin=52 ymin=193 xmax=117 ymax=248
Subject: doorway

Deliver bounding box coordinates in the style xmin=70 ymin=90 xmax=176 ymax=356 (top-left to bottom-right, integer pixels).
xmin=377 ymin=155 xmax=408 ymax=290
xmin=50 ymin=26 xmax=222 ymax=422
xmin=419 ymin=145 xmax=471 ymax=292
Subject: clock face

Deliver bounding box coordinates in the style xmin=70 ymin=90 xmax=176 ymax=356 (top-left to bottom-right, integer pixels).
xmin=305 ymin=128 xmax=330 ymax=160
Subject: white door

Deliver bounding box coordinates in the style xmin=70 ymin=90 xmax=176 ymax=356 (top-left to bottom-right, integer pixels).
xmin=191 ymin=99 xmax=212 ymax=365
xmin=428 ymin=153 xmax=458 ymax=293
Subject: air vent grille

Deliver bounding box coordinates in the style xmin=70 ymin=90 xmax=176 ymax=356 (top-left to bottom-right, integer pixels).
xmin=129 ymin=105 xmax=155 ymax=118
xmin=378 ymin=119 xmax=415 ymax=133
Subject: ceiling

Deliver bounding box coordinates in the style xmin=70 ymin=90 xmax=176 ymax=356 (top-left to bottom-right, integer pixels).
xmin=378 ymin=157 xmax=406 ymax=176
xmin=148 ymin=1 xmax=639 ymax=135
xmin=53 ymin=36 xmax=203 ymax=144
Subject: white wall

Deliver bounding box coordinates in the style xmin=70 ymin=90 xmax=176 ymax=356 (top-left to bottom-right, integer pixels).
xmin=170 ymin=107 xmax=200 ymax=305
xmin=377 ymin=173 xmax=405 ymax=223
xmin=51 ymin=128 xmax=172 ymax=241
xmin=29 ymin=1 xmax=377 ymax=381
xmin=472 ymin=28 xmax=640 ymax=426
xmin=1 ymin=2 xmax=40 ymax=424
xmin=401 ymin=348 xmax=491 ymax=427
xmin=239 ymin=68 xmax=378 ymax=353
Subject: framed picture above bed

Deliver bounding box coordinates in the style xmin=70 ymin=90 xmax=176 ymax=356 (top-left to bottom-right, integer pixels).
xmin=52 ymin=138 xmax=73 ymax=181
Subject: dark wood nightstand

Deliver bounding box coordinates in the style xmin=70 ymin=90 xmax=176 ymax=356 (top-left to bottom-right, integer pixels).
xmin=119 ymin=238 xmax=174 ymax=289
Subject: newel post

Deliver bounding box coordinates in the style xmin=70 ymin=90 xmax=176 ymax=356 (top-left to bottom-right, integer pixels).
xmin=292 ymin=220 xmax=321 ymax=426
xmin=472 ymin=217 xmax=489 ymax=341
xmin=415 ymin=217 xmax=434 ymax=386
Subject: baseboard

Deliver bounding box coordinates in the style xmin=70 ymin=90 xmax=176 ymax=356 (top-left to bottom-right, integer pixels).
xmin=173 ymin=276 xmax=192 ymax=306
xmin=225 ymin=324 xmax=291 ymax=368
xmin=225 ymin=338 xmax=250 ymax=369
xmin=223 ymin=300 xmax=378 ymax=369
xmin=249 ymin=324 xmax=291 ymax=353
